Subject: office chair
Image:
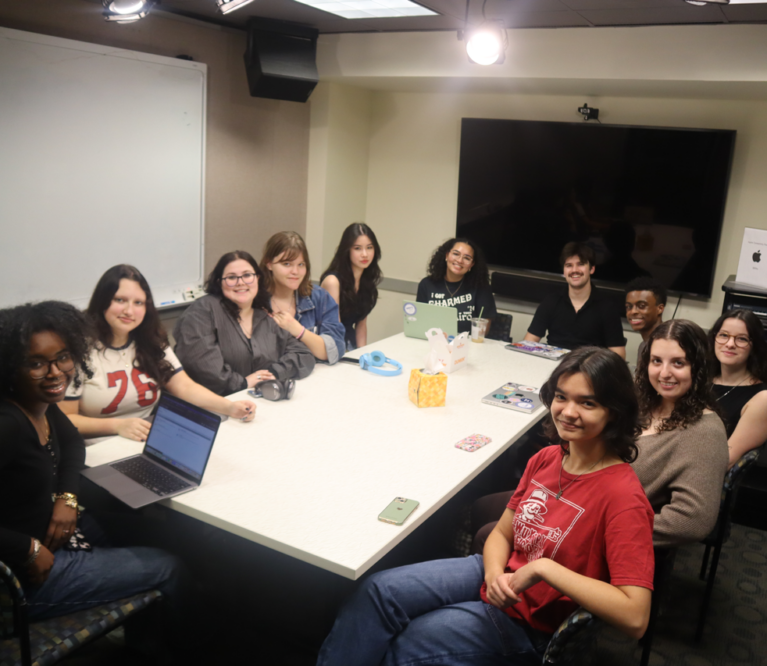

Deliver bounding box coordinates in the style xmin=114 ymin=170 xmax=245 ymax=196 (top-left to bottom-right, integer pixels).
xmin=0 ymin=559 xmax=162 ymax=666
xmin=486 ymin=313 xmax=513 ymax=343
xmin=695 ymin=446 xmax=763 ymax=642
xmin=542 ymin=607 xmax=600 ymax=665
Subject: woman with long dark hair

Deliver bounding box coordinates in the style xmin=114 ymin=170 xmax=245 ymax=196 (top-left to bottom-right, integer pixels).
xmin=261 ymin=231 xmax=345 ymax=364
xmin=60 ymin=265 xmax=256 ymax=443
xmin=416 ymin=237 xmax=497 ymax=335
xmin=320 ymin=223 xmax=382 ymax=350
xmin=0 ymin=301 xmax=190 ymax=643
xmin=708 ymin=309 xmax=767 ymax=467
xmin=318 ymin=347 xmax=654 ymax=665
xmin=634 ymin=319 xmax=729 ymax=546
xmin=174 ymin=251 xmax=315 ymax=395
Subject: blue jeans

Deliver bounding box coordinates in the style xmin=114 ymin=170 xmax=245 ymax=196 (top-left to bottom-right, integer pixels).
xmin=318 ymin=554 xmax=551 ymax=666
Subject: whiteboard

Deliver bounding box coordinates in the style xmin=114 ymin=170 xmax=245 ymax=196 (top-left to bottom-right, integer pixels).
xmin=0 ymin=28 xmax=206 ymax=309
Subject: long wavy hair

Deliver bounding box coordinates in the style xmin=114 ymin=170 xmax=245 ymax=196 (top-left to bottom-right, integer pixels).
xmin=87 ymin=265 xmax=174 ymax=388
xmin=636 ymin=319 xmax=717 ymax=433
xmin=425 ymin=238 xmax=490 ymax=290
xmin=0 ymin=301 xmax=93 ymax=399
xmin=260 ymin=232 xmax=312 ymax=299
xmin=321 ymin=223 xmax=382 ymax=321
xmin=708 ymin=309 xmax=767 ymax=383
xmin=204 ymin=250 xmax=272 ymax=322
xmin=539 ymin=347 xmax=640 ymax=463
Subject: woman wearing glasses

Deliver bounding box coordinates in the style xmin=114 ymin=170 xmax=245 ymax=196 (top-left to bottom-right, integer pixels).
xmin=708 ymin=309 xmax=767 ymax=468
xmin=60 ymin=265 xmax=256 ymax=444
xmin=0 ymin=301 xmax=192 ymax=651
xmin=174 ymin=250 xmax=315 ymax=396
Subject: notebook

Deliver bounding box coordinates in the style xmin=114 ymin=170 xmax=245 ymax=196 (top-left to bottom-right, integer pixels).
xmin=481 ymin=382 xmax=543 ymax=414
xmin=505 ymin=341 xmax=570 ymax=360
xmin=403 ymin=300 xmax=458 ymax=340
xmin=81 ymin=393 xmax=221 ymax=509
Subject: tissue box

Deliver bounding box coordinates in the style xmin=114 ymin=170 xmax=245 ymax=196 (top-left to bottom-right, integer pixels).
xmin=409 ymin=369 xmax=447 ymax=408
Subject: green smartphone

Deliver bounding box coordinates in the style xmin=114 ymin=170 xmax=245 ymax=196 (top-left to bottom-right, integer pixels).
xmin=378 ymin=497 xmax=420 ymax=526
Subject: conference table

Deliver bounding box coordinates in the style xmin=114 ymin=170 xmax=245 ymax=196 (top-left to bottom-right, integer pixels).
xmin=84 ymin=333 xmax=559 ymax=580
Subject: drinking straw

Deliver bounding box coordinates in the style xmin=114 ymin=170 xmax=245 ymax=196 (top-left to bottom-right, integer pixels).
xmin=478 ymin=307 xmax=484 ymax=319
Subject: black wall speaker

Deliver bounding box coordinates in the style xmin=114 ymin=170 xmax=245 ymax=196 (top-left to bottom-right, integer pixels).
xmin=244 ymin=19 xmax=319 ymax=103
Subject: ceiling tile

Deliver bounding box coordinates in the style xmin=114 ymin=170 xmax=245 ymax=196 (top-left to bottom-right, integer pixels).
xmin=562 ymin=0 xmax=682 ymax=10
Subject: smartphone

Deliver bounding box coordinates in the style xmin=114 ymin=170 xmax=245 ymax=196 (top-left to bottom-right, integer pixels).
xmin=455 ymin=434 xmax=492 ymax=453
xmin=247 ymin=388 xmax=262 ymax=399
xmin=378 ymin=497 xmax=419 ymax=526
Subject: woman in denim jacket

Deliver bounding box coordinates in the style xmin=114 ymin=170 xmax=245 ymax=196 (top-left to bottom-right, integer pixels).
xmin=261 ymin=232 xmax=346 ymax=365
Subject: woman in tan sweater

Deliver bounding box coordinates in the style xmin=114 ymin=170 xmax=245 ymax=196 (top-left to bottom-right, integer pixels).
xmin=634 ymin=319 xmax=728 ymax=548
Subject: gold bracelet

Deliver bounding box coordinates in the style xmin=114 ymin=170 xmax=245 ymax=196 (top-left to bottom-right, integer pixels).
xmin=53 ymin=492 xmax=79 ymax=510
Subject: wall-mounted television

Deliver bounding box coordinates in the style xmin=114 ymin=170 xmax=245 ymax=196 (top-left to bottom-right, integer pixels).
xmin=456 ymin=118 xmax=736 ymax=298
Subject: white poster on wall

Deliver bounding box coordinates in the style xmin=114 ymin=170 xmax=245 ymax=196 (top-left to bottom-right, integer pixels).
xmin=736 ymin=227 xmax=767 ymax=289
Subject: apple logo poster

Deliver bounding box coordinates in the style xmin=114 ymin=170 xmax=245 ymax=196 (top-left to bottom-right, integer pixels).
xmin=737 ymin=228 xmax=767 ymax=288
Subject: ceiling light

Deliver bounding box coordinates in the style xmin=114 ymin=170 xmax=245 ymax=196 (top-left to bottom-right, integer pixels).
xmin=465 ymin=21 xmax=507 ymax=65
xmin=292 ymin=0 xmax=436 ymax=19
xmin=217 ymin=0 xmax=257 ymax=13
xmin=102 ymin=0 xmax=154 ymax=22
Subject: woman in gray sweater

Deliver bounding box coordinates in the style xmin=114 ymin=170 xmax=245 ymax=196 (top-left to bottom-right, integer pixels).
xmin=174 ymin=251 xmax=315 ymax=396
xmin=634 ymin=319 xmax=728 ymax=548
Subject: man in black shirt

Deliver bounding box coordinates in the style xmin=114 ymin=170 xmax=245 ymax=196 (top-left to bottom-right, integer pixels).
xmin=625 ymin=277 xmax=666 ymax=366
xmin=524 ymin=242 xmax=626 ymax=358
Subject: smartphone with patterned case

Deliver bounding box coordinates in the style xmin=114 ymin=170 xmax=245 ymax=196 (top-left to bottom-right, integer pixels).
xmin=455 ymin=434 xmax=492 ymax=452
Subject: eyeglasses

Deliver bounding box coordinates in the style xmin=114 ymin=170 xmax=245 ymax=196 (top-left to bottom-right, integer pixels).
xmin=221 ymin=272 xmax=257 ymax=287
xmin=715 ymin=332 xmax=751 ymax=348
xmin=25 ymin=353 xmax=75 ymax=379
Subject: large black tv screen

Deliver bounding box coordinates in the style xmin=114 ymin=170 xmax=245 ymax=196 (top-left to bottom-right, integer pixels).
xmin=457 ymin=118 xmax=736 ymax=297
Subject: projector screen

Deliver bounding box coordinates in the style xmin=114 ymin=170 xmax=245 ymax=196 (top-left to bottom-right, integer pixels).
xmin=0 ymin=27 xmax=207 ymax=309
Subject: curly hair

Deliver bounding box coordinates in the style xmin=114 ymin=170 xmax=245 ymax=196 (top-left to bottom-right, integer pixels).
xmin=87 ymin=265 xmax=174 ymax=388
xmin=635 ymin=319 xmax=717 ymax=433
xmin=708 ymin=309 xmax=767 ymax=383
xmin=205 ymin=251 xmax=272 ymax=322
xmin=260 ymin=231 xmax=313 ymax=299
xmin=625 ymin=276 xmax=668 ymax=307
xmin=539 ymin=347 xmax=640 ymax=463
xmin=425 ymin=238 xmax=490 ymax=290
xmin=0 ymin=301 xmax=93 ymax=399
xmin=321 ymin=223 xmax=382 ymax=322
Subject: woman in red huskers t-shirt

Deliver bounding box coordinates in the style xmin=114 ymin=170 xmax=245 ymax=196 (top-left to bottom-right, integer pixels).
xmin=318 ymin=347 xmax=654 ymax=666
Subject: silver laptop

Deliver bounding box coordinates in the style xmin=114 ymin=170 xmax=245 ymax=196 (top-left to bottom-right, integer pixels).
xmin=403 ymin=300 xmax=458 ymax=340
xmin=81 ymin=393 xmax=221 ymax=509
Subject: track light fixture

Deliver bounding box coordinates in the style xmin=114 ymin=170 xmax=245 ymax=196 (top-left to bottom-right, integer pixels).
xmin=102 ymin=0 xmax=155 ymax=22
xmin=217 ymin=0 xmax=257 ymax=13
xmin=464 ymin=21 xmax=507 ymax=66
xmin=684 ymin=0 xmax=729 ymax=4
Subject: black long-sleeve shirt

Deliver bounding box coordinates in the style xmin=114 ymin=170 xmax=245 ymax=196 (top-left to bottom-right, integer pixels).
xmin=0 ymin=402 xmax=85 ymax=566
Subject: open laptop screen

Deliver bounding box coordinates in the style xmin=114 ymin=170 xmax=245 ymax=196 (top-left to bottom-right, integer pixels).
xmin=144 ymin=394 xmax=220 ymax=483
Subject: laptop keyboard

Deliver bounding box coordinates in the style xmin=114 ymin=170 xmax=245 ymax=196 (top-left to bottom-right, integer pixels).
xmin=112 ymin=457 xmax=192 ymax=496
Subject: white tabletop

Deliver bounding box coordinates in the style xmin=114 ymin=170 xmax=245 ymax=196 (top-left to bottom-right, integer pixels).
xmin=85 ymin=334 xmax=559 ymax=579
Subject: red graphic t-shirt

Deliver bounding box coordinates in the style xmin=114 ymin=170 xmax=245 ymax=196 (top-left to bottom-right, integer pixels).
xmin=480 ymin=446 xmax=655 ymax=634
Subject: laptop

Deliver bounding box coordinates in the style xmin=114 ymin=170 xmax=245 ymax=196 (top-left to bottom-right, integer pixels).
xmin=403 ymin=300 xmax=458 ymax=340
xmin=481 ymin=382 xmax=543 ymax=414
xmin=81 ymin=393 xmax=221 ymax=509
xmin=505 ymin=340 xmax=570 ymax=361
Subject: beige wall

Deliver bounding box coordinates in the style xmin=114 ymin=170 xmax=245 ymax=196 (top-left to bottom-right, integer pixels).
xmin=308 ymin=26 xmax=767 ymax=347
xmin=0 ymin=0 xmax=310 ymax=275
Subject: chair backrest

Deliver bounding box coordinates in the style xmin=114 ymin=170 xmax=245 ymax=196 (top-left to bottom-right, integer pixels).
xmin=486 ymin=313 xmax=513 ymax=343
xmin=0 ymin=561 xmax=25 ymax=640
xmin=542 ymin=608 xmax=600 ymax=665
xmin=722 ymin=447 xmax=763 ymax=499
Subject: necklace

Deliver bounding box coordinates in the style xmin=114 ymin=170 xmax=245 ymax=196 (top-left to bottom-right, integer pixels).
xmin=444 ymin=279 xmax=464 ymax=298
xmin=556 ymin=453 xmax=604 ymax=500
xmin=715 ymin=374 xmax=751 ymax=402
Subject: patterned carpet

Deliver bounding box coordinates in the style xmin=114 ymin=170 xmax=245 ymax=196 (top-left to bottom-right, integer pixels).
xmin=595 ymin=524 xmax=767 ymax=666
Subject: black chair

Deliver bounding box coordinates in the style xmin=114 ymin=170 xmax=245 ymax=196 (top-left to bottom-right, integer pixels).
xmin=0 ymin=559 xmax=162 ymax=666
xmin=695 ymin=446 xmax=763 ymax=642
xmin=639 ymin=546 xmax=676 ymax=666
xmin=542 ymin=607 xmax=600 ymax=665
xmin=486 ymin=313 xmax=513 ymax=343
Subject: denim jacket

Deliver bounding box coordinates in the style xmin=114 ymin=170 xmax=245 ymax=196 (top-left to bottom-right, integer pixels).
xmin=295 ymin=287 xmax=346 ymax=365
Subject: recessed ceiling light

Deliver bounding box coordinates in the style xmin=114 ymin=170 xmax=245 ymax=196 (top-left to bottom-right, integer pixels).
xmin=216 ymin=0 xmax=257 ymax=13
xmin=102 ymin=0 xmax=154 ymax=21
xmin=292 ymin=0 xmax=436 ymax=19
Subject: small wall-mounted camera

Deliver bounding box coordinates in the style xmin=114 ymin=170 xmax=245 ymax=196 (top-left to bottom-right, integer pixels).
xmin=578 ymin=103 xmax=599 ymax=121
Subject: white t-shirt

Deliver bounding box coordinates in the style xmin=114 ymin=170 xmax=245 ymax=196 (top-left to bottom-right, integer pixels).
xmin=65 ymin=342 xmax=182 ymax=421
